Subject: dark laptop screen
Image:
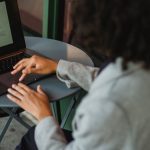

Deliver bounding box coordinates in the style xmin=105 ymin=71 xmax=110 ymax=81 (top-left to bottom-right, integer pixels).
xmin=0 ymin=0 xmax=25 ymax=56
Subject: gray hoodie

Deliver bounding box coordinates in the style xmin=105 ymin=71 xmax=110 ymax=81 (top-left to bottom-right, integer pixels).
xmin=35 ymin=58 xmax=150 ymax=150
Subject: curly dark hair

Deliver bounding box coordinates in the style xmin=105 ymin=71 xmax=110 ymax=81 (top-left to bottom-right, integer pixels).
xmin=71 ymin=0 xmax=150 ymax=69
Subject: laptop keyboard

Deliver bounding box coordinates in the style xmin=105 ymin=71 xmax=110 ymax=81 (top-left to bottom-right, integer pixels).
xmin=0 ymin=53 xmax=29 ymax=74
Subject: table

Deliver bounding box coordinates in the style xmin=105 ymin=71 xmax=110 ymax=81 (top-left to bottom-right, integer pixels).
xmin=0 ymin=37 xmax=94 ymax=107
xmin=0 ymin=36 xmax=94 ymax=142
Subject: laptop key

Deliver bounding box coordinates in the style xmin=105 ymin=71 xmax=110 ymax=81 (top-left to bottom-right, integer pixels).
xmin=0 ymin=53 xmax=29 ymax=74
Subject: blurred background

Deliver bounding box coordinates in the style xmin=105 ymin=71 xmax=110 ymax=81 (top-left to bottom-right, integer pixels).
xmin=18 ymin=0 xmax=70 ymax=41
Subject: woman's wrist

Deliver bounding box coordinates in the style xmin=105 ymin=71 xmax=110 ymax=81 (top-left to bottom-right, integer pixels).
xmin=37 ymin=111 xmax=53 ymax=122
xmin=48 ymin=59 xmax=58 ymax=73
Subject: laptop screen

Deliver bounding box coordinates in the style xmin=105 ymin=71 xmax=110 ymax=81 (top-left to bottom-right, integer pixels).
xmin=0 ymin=1 xmax=13 ymax=47
xmin=0 ymin=0 xmax=25 ymax=56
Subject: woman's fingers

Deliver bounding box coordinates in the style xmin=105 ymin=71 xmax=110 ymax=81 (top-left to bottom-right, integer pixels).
xmin=7 ymin=84 xmax=33 ymax=100
xmin=13 ymin=58 xmax=28 ymax=69
xmin=37 ymin=85 xmax=45 ymax=95
xmin=11 ymin=58 xmax=30 ymax=74
xmin=7 ymin=88 xmax=24 ymax=100
xmin=22 ymin=63 xmax=36 ymax=74
xmin=11 ymin=62 xmax=28 ymax=75
xmin=18 ymin=64 xmax=33 ymax=81
xmin=7 ymin=83 xmax=51 ymax=121
xmin=7 ymin=94 xmax=24 ymax=108
xmin=19 ymin=73 xmax=27 ymax=81
xmin=11 ymin=64 xmax=24 ymax=74
xmin=12 ymin=84 xmax=27 ymax=95
xmin=18 ymin=83 xmax=33 ymax=93
xmin=12 ymin=61 xmax=37 ymax=81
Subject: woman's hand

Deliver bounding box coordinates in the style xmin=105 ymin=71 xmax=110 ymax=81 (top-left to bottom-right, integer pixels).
xmin=7 ymin=83 xmax=52 ymax=122
xmin=11 ymin=55 xmax=58 ymax=81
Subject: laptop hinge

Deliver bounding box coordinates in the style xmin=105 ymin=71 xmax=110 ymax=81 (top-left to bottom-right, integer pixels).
xmin=0 ymin=49 xmax=25 ymax=60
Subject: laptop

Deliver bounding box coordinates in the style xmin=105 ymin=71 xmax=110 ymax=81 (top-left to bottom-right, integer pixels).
xmin=0 ymin=0 xmax=51 ymax=95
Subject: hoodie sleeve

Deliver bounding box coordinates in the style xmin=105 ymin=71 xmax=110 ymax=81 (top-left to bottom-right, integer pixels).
xmin=56 ymin=60 xmax=99 ymax=91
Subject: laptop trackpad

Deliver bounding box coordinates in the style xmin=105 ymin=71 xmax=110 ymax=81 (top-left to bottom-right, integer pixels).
xmin=0 ymin=72 xmax=48 ymax=96
xmin=0 ymin=72 xmax=44 ymax=88
xmin=0 ymin=72 xmax=21 ymax=88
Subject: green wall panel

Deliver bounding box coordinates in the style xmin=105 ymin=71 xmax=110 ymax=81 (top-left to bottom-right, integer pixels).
xmin=43 ymin=0 xmax=59 ymax=39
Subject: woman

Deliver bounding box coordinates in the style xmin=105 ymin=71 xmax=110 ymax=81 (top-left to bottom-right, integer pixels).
xmin=8 ymin=0 xmax=150 ymax=149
